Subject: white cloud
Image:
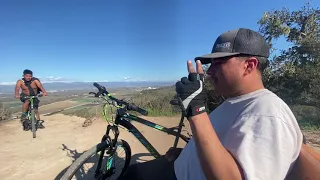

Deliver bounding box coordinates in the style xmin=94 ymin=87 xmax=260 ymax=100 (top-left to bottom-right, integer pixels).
xmin=0 ymin=76 xmax=73 ymax=85
xmin=0 ymin=76 xmax=149 ymax=85
xmin=45 ymin=76 xmax=63 ymax=81
xmin=135 ymin=78 xmax=148 ymax=82
xmin=122 ymin=77 xmax=148 ymax=82
xmin=39 ymin=76 xmax=73 ymax=83
xmin=0 ymin=82 xmax=16 ymax=85
xmin=83 ymin=80 xmax=109 ymax=83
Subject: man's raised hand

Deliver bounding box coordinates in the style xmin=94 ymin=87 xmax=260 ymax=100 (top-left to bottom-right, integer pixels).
xmin=175 ymin=60 xmax=207 ymax=118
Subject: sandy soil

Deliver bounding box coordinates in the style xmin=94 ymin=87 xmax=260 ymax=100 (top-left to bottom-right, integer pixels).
xmin=302 ymin=130 xmax=320 ymax=152
xmin=0 ymin=114 xmax=189 ymax=180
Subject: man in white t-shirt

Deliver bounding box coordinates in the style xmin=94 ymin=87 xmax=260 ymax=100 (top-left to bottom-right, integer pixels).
xmin=119 ymin=28 xmax=303 ymax=180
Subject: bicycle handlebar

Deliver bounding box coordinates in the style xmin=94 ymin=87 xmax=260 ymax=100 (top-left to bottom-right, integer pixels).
xmin=90 ymin=82 xmax=148 ymax=116
xmin=22 ymin=94 xmax=43 ymax=100
xmin=126 ymin=103 xmax=148 ymax=116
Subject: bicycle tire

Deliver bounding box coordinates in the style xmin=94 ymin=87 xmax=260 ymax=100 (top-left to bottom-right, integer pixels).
xmin=31 ymin=109 xmax=36 ymax=138
xmin=60 ymin=139 xmax=131 ymax=180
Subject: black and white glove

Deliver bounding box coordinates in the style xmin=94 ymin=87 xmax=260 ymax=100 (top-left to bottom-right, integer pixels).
xmin=175 ymin=73 xmax=207 ymax=118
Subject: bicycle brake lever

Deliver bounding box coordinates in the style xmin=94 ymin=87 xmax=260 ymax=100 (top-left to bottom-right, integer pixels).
xmin=94 ymin=91 xmax=103 ymax=97
xmin=89 ymin=92 xmax=97 ymax=96
xmin=176 ymin=96 xmax=187 ymax=117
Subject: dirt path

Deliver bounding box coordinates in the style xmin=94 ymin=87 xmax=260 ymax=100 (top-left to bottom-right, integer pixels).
xmin=0 ymin=114 xmax=188 ymax=180
xmin=302 ymin=130 xmax=320 ymax=152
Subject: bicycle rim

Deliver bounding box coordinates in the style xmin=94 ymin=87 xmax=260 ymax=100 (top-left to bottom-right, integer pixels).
xmin=60 ymin=139 xmax=131 ymax=180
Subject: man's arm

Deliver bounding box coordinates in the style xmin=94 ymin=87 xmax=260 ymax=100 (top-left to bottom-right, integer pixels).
xmin=14 ymin=80 xmax=21 ymax=98
xmin=34 ymin=79 xmax=47 ymax=94
xmin=189 ymin=113 xmax=244 ymax=180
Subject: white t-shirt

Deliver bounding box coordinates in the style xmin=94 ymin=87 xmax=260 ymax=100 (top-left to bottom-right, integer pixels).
xmin=174 ymin=89 xmax=303 ymax=180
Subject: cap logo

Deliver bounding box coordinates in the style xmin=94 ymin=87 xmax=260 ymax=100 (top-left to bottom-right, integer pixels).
xmin=216 ymin=42 xmax=231 ymax=49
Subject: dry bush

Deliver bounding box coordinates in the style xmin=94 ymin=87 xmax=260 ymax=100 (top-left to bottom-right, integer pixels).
xmin=0 ymin=102 xmax=12 ymax=121
xmin=130 ymin=86 xmax=181 ymax=116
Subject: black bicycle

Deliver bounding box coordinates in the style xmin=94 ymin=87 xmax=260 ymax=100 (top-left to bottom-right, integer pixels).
xmin=60 ymin=82 xmax=191 ymax=180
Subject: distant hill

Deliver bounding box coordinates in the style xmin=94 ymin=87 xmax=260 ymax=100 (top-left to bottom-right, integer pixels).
xmin=0 ymin=81 xmax=175 ymax=94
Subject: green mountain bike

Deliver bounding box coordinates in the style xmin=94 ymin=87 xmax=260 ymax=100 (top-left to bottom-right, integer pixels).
xmin=60 ymin=82 xmax=191 ymax=180
xmin=22 ymin=94 xmax=43 ymax=138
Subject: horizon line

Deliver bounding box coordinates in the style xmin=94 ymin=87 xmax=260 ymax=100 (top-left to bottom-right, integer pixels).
xmin=0 ymin=80 xmax=177 ymax=86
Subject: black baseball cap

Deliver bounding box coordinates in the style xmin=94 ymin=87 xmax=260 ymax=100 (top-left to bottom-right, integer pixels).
xmin=195 ymin=28 xmax=270 ymax=64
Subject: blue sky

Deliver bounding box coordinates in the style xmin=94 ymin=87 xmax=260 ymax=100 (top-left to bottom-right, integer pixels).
xmin=0 ymin=0 xmax=317 ymax=84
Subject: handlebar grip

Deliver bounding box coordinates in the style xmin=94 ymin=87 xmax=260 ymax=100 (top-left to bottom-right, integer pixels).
xmin=93 ymin=82 xmax=102 ymax=90
xmin=93 ymin=82 xmax=108 ymax=95
xmin=128 ymin=104 xmax=148 ymax=116
xmin=136 ymin=107 xmax=148 ymax=116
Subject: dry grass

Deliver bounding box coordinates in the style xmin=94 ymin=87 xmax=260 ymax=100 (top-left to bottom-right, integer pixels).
xmin=129 ymin=86 xmax=181 ymax=116
xmin=0 ymin=102 xmax=12 ymax=121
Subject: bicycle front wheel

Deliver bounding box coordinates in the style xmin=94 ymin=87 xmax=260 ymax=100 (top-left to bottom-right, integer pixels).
xmin=30 ymin=109 xmax=36 ymax=138
xmin=60 ymin=139 xmax=131 ymax=180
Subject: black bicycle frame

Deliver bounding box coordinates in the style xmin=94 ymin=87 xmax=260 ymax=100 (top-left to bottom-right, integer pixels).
xmin=94 ymin=110 xmax=190 ymax=177
xmin=115 ymin=111 xmax=190 ymax=158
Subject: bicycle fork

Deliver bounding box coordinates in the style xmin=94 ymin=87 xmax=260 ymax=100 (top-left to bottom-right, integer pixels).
xmin=94 ymin=125 xmax=120 ymax=178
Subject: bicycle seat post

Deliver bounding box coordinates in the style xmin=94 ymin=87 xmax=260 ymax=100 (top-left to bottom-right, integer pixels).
xmin=171 ymin=96 xmax=186 ymax=148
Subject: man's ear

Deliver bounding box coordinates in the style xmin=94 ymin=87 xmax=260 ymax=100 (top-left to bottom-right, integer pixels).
xmin=244 ymin=57 xmax=259 ymax=75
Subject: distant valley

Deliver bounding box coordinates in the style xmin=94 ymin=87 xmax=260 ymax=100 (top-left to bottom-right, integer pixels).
xmin=0 ymin=81 xmax=175 ymax=94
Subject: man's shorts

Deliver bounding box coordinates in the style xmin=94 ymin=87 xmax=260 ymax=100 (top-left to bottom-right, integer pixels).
xmin=20 ymin=93 xmax=40 ymax=109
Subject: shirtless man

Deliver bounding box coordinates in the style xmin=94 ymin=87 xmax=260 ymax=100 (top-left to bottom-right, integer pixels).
xmin=14 ymin=69 xmax=47 ymax=130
